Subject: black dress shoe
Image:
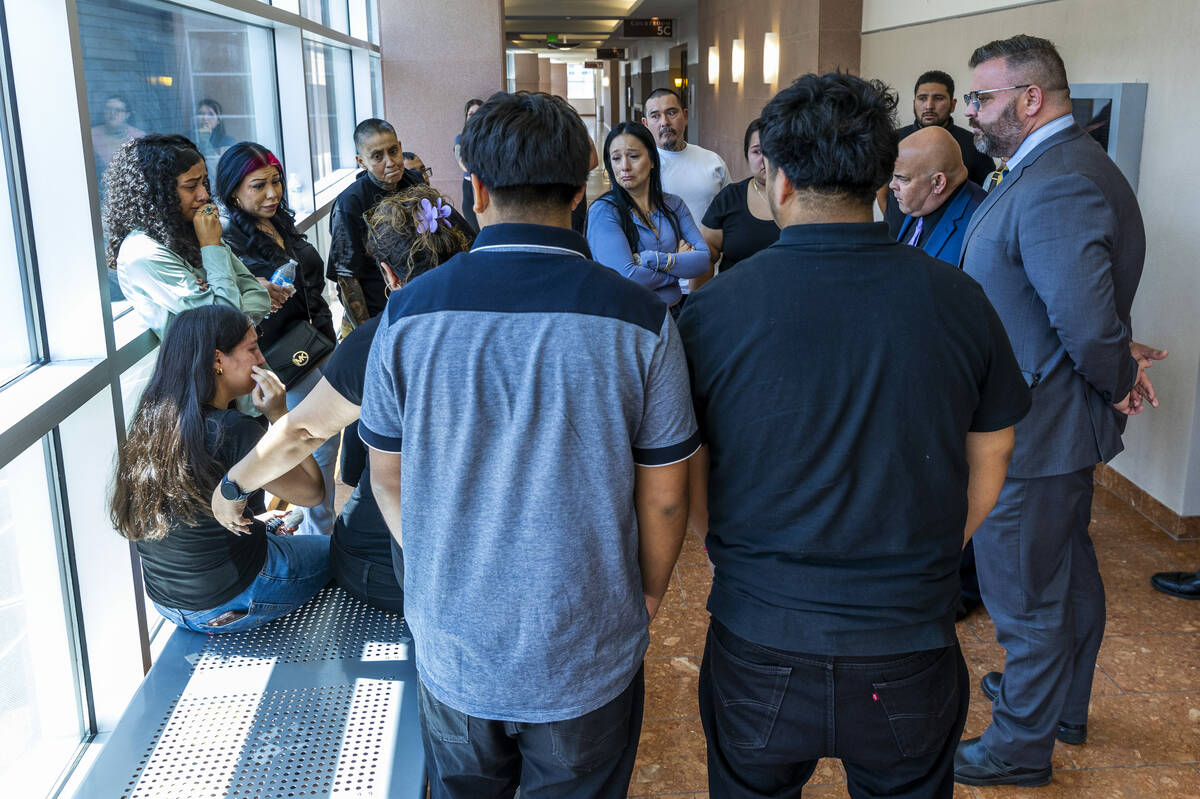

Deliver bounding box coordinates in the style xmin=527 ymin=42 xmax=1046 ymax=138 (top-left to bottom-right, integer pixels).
xmin=980 ymin=671 xmax=1088 ymax=744
xmin=1151 ymin=570 xmax=1200 ymax=599
xmin=954 ymin=736 xmax=1052 ymax=786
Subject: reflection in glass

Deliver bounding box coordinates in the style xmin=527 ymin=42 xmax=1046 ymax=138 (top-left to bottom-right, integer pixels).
xmin=304 ymin=38 xmax=357 ymax=189
xmin=0 ymin=440 xmax=84 ymax=797
xmin=77 ymin=0 xmax=282 ymax=309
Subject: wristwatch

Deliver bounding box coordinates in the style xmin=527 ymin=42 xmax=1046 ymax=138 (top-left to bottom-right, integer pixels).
xmin=220 ymin=473 xmax=252 ymax=501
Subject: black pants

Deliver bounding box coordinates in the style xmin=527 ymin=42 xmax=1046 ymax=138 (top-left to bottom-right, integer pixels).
xmin=699 ymin=620 xmax=968 ymax=799
xmin=329 ymin=529 xmax=404 ymax=613
xmin=419 ymin=665 xmax=644 ymax=799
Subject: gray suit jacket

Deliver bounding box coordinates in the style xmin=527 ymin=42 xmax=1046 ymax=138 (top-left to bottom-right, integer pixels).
xmin=960 ymin=122 xmax=1145 ymax=478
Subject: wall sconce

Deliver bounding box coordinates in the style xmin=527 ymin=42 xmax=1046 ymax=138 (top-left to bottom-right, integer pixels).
xmin=708 ymin=46 xmax=719 ymax=85
xmin=673 ymin=76 xmax=683 ymax=88
xmin=763 ymin=32 xmax=779 ymax=84
xmin=731 ymin=39 xmax=744 ymax=84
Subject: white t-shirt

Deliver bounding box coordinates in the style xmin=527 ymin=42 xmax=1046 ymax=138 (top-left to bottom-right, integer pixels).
xmin=657 ymin=142 xmax=730 ymax=232
xmin=657 ymin=143 xmax=730 ymax=291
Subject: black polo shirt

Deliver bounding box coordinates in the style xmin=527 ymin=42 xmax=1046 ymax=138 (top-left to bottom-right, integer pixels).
xmin=678 ymin=222 xmax=1029 ymax=656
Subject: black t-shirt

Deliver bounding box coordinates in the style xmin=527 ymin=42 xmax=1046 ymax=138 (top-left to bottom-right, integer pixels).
xmin=136 ymin=409 xmax=269 ymax=611
xmin=318 ymin=315 xmax=393 ymax=568
xmin=677 ymin=222 xmax=1030 ymax=657
xmin=701 ymin=178 xmax=780 ymax=272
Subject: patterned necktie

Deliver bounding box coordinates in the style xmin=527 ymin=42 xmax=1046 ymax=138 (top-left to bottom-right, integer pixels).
xmin=905 ymin=216 xmax=924 ymax=246
xmin=986 ymin=167 xmax=1010 ymax=192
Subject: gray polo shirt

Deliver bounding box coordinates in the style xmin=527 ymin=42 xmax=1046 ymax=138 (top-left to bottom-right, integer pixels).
xmin=360 ymin=223 xmax=700 ymax=722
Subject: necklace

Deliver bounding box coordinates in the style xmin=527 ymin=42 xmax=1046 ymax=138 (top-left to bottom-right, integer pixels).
xmin=258 ymin=220 xmax=285 ymax=250
xmin=749 ymin=180 xmax=779 ymax=227
xmin=635 ymin=204 xmax=659 ymax=238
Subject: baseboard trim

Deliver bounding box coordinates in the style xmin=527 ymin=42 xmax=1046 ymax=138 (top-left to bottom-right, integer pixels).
xmin=1095 ymin=463 xmax=1200 ymax=541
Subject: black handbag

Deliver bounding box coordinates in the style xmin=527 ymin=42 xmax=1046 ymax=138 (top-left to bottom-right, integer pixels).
xmin=262 ymin=318 xmax=334 ymax=387
xmin=260 ymin=247 xmax=334 ymax=387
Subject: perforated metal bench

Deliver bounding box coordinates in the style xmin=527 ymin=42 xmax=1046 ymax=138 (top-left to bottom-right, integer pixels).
xmin=76 ymin=585 xmax=424 ymax=798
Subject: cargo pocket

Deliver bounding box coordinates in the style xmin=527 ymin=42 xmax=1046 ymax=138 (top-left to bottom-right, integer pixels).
xmin=871 ymin=647 xmax=960 ymax=757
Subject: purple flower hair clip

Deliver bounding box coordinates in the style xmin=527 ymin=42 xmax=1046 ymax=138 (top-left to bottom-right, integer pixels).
xmin=415 ymin=197 xmax=453 ymax=235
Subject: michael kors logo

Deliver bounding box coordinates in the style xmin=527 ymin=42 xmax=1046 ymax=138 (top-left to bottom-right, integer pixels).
xmin=292 ymin=350 xmax=309 ymax=367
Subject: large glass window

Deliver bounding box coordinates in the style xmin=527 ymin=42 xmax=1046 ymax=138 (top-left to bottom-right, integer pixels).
xmin=370 ymin=53 xmax=384 ymax=118
xmin=304 ymin=38 xmax=357 ymax=189
xmin=77 ymin=0 xmax=282 ymax=312
xmin=365 ymin=0 xmax=379 ymax=44
xmin=0 ymin=56 xmax=36 ymax=387
xmin=568 ymin=63 xmax=595 ymax=100
xmin=0 ymin=439 xmax=85 ymax=798
xmin=300 ymin=0 xmax=350 ymax=34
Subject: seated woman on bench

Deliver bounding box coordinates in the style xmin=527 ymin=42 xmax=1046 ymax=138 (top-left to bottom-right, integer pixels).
xmin=209 ymin=184 xmax=469 ymax=613
xmin=111 ymin=305 xmax=330 ymax=634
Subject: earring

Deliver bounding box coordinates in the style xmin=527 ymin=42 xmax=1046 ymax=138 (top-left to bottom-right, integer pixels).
xmin=232 ymin=198 xmax=240 ymax=207
xmin=215 ymin=365 xmax=223 ymax=375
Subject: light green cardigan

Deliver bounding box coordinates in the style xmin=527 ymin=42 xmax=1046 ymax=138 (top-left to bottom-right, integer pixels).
xmin=115 ymin=230 xmax=271 ymax=340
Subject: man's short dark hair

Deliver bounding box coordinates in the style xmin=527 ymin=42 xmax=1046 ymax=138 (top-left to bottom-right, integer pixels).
xmin=758 ymin=72 xmax=898 ymax=205
xmin=458 ymin=91 xmax=589 ymax=209
xmin=968 ymin=35 xmax=1068 ymax=91
xmin=353 ymin=118 xmax=398 ymax=152
xmin=402 ymin=151 xmax=417 ymax=160
xmin=645 ymin=87 xmax=684 ymax=108
xmin=914 ymin=70 xmax=954 ymax=96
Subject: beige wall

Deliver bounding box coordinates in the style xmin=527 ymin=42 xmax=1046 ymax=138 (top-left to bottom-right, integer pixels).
xmin=861 ymin=0 xmax=1200 ymax=515
xmin=379 ymin=0 xmax=505 ymax=201
xmin=512 ymin=53 xmax=540 ymax=94
xmin=696 ymin=0 xmax=862 ymax=180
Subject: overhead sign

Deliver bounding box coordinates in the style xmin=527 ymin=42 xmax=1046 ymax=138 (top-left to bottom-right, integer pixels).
xmin=622 ymin=18 xmax=673 ymax=38
xmin=584 ymin=61 xmax=602 ymax=69
xmin=596 ymin=47 xmax=627 ymax=59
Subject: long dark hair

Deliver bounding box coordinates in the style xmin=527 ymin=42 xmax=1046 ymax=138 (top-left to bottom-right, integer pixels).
xmin=111 ymin=305 xmax=251 ymax=541
xmin=215 ymin=142 xmax=300 ymax=264
xmin=598 ymin=122 xmax=681 ymax=252
xmin=197 ymin=98 xmax=229 ymax=143
xmin=103 ymin=134 xmax=206 ymax=271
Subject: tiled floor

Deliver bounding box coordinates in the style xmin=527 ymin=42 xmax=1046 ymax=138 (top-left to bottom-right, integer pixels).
xmin=629 ymin=485 xmax=1200 ymax=798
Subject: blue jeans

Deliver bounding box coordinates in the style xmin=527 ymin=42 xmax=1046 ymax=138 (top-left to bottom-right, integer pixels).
xmin=699 ymin=619 xmax=968 ymax=799
xmin=286 ymin=364 xmax=340 ymax=537
xmin=153 ymin=534 xmax=331 ymax=634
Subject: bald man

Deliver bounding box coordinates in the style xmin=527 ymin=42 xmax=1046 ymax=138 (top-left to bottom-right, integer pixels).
xmin=889 ymin=126 xmax=987 ymax=264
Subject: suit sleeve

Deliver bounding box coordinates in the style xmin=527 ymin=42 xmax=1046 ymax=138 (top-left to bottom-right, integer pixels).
xmin=1020 ymin=173 xmax=1137 ymax=403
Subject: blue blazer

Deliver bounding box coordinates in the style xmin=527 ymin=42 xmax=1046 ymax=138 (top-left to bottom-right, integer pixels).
xmin=896 ymin=180 xmax=986 ymax=265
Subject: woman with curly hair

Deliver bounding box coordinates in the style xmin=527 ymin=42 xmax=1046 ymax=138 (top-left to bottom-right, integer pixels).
xmin=111 ymin=305 xmax=330 ymax=634
xmin=106 ymin=134 xmax=273 ymax=340
xmin=210 ymin=184 xmax=470 ymax=613
xmin=215 ymin=141 xmax=338 ymax=536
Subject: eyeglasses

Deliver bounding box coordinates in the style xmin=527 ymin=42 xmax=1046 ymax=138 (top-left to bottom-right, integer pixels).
xmin=963 ymin=84 xmax=1031 ymax=110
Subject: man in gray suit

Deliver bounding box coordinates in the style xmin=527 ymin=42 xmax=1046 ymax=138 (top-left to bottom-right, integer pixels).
xmin=953 ymin=35 xmax=1147 ymax=787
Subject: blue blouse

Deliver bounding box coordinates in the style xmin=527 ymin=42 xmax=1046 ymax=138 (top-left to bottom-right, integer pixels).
xmin=586 ymin=193 xmax=710 ymax=306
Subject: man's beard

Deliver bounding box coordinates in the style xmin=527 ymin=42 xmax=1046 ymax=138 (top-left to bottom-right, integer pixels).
xmin=972 ymin=97 xmax=1023 ymax=158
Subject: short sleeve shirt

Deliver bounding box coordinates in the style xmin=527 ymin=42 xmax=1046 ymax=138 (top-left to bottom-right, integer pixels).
xmin=701 ymin=178 xmax=781 ymax=271
xmin=136 ymin=410 xmax=269 ymax=611
xmin=317 ymin=315 xmax=392 ymax=564
xmin=359 ymin=223 xmax=700 ymax=723
xmin=677 ymin=222 xmax=1029 ymax=657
